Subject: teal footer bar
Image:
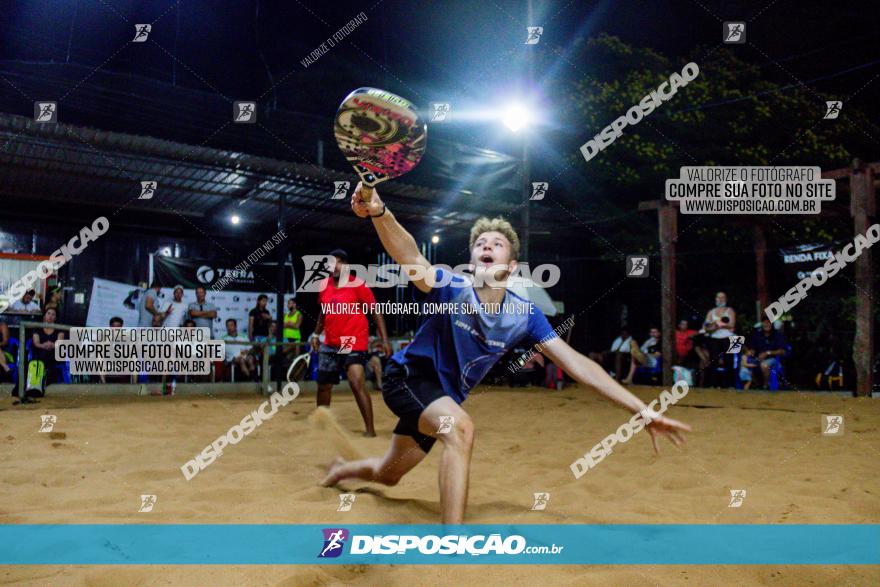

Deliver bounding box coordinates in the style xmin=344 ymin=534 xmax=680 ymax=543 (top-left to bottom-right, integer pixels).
xmin=1 ymin=524 xmax=877 ymax=565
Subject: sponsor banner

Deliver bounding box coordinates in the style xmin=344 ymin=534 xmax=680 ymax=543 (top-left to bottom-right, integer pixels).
xmin=85 ymin=278 xmax=294 ymax=338
xmin=778 ymin=242 xmax=838 ymax=281
xmin=153 ymin=256 xmax=296 ymax=293
xmin=1 ymin=525 xmax=877 ymax=564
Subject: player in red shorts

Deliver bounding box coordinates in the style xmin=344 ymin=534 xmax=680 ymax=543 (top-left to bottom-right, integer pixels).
xmin=309 ymin=249 xmax=391 ymax=437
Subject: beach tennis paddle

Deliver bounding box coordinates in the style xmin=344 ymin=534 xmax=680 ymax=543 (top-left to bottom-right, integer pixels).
xmin=333 ymin=87 xmax=427 ymax=202
xmin=286 ymin=352 xmax=311 ymax=383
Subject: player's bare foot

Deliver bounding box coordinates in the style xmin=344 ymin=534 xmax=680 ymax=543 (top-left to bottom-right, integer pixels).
xmin=364 ymin=430 xmax=377 ymax=438
xmin=320 ymin=456 xmax=346 ymax=487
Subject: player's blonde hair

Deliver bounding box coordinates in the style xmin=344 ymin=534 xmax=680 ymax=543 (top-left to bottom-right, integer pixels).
xmin=469 ymin=217 xmax=521 ymax=261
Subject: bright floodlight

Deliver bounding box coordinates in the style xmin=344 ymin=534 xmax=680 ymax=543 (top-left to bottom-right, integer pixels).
xmin=230 ymin=214 xmax=241 ymax=225
xmin=431 ymin=235 xmax=440 ymax=244
xmin=502 ymin=103 xmax=531 ymax=131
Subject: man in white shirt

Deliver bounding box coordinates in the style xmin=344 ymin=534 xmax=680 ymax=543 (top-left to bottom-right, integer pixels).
xmin=9 ymin=290 xmax=41 ymax=314
xmin=162 ymin=285 xmax=188 ymax=328
xmin=610 ymin=329 xmax=633 ymax=353
xmin=221 ymin=318 xmax=255 ymax=380
xmin=622 ymin=327 xmax=662 ymax=385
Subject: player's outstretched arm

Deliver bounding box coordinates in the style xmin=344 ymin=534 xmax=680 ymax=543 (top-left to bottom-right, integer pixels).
xmin=350 ymin=182 xmax=435 ymax=293
xmin=541 ymin=337 xmax=692 ymax=453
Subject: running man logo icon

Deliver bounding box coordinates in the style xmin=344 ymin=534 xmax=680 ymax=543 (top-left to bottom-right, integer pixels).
xmin=626 ymin=255 xmax=649 ymax=278
xmin=298 ymin=256 xmax=335 ymax=292
xmin=530 ymin=182 xmax=548 ymax=201
xmin=138 ymin=494 xmax=157 ymax=512
xmin=723 ymin=22 xmax=746 ymax=43
xmin=318 ymin=528 xmax=349 ymax=558
xmin=728 ymin=489 xmax=746 ymax=508
xmin=531 ymin=492 xmax=550 ymax=511
xmin=727 ymin=335 xmax=745 ymax=354
xmin=525 ymin=27 xmax=543 ymax=44
xmin=139 ymin=181 xmax=157 ymax=200
xmin=337 ymin=494 xmax=356 ymax=512
xmin=437 ymin=415 xmax=456 ymax=434
xmin=824 ymin=101 xmax=842 ymax=119
xmin=233 ymin=101 xmax=257 ymax=123
xmin=430 ymin=103 xmax=451 ymax=122
xmin=822 ymin=415 xmax=844 ymax=436
xmin=332 ymin=181 xmax=350 ymax=200
xmin=132 ymin=24 xmax=151 ymax=42
xmin=338 ymin=336 xmax=356 ymax=355
xmin=34 ymin=102 xmax=57 ymax=123
xmin=39 ymin=415 xmax=57 ymax=433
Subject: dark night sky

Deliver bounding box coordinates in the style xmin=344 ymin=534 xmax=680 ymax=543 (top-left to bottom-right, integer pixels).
xmin=1 ymin=0 xmax=877 ymax=156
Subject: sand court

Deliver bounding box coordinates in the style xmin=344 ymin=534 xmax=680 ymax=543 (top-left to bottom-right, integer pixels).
xmin=1 ymin=383 xmax=878 ymax=584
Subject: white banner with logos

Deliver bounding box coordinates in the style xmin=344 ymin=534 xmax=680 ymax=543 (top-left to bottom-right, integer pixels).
xmin=86 ymin=278 xmax=295 ymax=337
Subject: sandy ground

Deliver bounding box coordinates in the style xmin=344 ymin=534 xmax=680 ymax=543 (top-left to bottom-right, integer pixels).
xmin=1 ymin=383 xmax=878 ymax=586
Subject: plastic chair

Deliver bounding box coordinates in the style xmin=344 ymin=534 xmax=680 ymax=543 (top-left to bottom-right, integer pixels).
xmin=767 ymin=344 xmax=792 ymax=391
xmin=634 ymin=356 xmax=663 ymax=385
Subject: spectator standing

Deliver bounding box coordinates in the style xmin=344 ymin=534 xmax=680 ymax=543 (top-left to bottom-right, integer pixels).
xmin=162 ymin=285 xmax=188 ymax=328
xmin=283 ymin=298 xmax=303 ymax=355
xmin=248 ymin=294 xmax=272 ymax=342
xmin=702 ymin=291 xmax=737 ymax=386
xmin=137 ymin=281 xmax=164 ymax=327
xmin=187 ymin=287 xmax=218 ymax=335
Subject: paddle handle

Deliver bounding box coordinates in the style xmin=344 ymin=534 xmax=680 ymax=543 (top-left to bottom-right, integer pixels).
xmin=359 ymin=184 xmax=374 ymax=202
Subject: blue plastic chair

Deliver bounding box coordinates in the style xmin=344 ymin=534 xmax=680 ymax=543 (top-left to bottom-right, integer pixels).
xmin=634 ymin=356 xmax=663 ymax=384
xmin=767 ymin=344 xmax=792 ymax=391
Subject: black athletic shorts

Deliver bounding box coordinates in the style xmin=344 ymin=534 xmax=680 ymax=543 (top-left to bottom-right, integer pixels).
xmin=382 ymin=359 xmax=447 ymax=453
xmin=317 ymin=344 xmax=367 ymax=385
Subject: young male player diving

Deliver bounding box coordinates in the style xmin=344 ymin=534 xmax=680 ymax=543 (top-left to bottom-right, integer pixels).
xmin=321 ymin=183 xmax=692 ymax=523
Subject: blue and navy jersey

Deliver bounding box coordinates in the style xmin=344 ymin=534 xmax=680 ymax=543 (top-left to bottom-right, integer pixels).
xmin=391 ymin=267 xmax=557 ymax=404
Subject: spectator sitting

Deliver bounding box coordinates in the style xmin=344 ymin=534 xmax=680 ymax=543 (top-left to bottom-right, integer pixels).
xmin=621 ymin=327 xmax=661 ymax=385
xmin=29 ymin=307 xmax=65 ymax=395
xmin=0 ymin=317 xmax=11 ymax=377
xmin=751 ymin=317 xmax=787 ymax=388
xmin=10 ymin=289 xmax=41 ymax=314
xmin=221 ymin=318 xmax=255 ymax=380
xmin=674 ymin=319 xmax=698 ymax=366
xmin=183 ymin=319 xmax=196 ymax=328
xmin=738 ymin=346 xmax=759 ymax=390
xmin=187 ymin=286 xmax=217 ymax=336
xmin=588 ymin=328 xmax=631 ymax=380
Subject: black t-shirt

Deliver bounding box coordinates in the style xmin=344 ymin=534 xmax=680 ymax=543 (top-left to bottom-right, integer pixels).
xmin=249 ymin=308 xmax=272 ymax=337
xmin=34 ymin=329 xmax=60 ymax=363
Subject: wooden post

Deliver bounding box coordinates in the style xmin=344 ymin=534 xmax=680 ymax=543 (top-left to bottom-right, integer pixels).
xmin=753 ymin=223 xmax=768 ymax=317
xmin=850 ymin=160 xmax=875 ymax=396
xmin=658 ymin=205 xmax=677 ymax=387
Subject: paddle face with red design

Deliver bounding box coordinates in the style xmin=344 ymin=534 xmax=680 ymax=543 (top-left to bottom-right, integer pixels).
xmin=333 ymin=87 xmax=427 ymax=201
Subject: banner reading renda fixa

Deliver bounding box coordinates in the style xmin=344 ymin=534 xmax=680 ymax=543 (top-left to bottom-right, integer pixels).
xmin=580 ymin=62 xmax=699 ymax=162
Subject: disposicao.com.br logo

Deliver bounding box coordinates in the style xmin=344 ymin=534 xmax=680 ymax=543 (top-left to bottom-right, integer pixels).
xmin=318 ymin=528 xmax=563 ymax=558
